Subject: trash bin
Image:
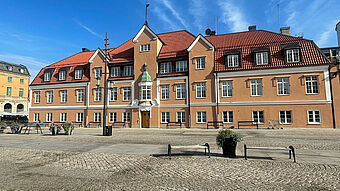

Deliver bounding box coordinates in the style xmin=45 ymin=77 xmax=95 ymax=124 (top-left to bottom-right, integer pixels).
xmin=51 ymin=126 xmax=56 ymax=136
xmin=104 ymin=126 xmax=112 ymax=136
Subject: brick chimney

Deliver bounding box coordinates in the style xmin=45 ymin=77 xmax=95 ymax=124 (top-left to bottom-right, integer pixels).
xmin=82 ymin=48 xmax=90 ymax=52
xmin=248 ymin=25 xmax=256 ymax=31
xmin=280 ymin=27 xmax=290 ymax=36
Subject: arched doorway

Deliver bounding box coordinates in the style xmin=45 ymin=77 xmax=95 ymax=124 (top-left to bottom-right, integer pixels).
xmin=4 ymin=103 xmax=12 ymax=113
xmin=17 ymin=104 xmax=24 ymax=112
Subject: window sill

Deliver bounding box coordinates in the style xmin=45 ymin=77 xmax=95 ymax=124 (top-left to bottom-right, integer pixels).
xmin=308 ymin=122 xmax=321 ymax=125
xmin=250 ymin=95 xmax=263 ymax=97
xmin=280 ymin=123 xmax=292 ymax=125
xmin=161 ymin=99 xmax=169 ymax=101
xmin=306 ymin=93 xmax=319 ymax=95
xmin=196 ymin=122 xmax=207 ymax=124
xmin=277 ymin=94 xmax=290 ymax=96
xmin=176 ymin=98 xmax=185 ymax=100
xmin=195 ymin=68 xmax=205 ymax=70
xmin=196 ymin=97 xmax=207 ymax=99
xmin=223 ymin=122 xmax=233 ymax=124
xmin=221 ymin=96 xmax=232 ymax=98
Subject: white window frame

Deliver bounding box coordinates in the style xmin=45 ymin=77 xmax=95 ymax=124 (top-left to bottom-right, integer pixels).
xmin=196 ymin=82 xmax=206 ymax=98
xmin=161 ymin=85 xmax=169 ymax=100
xmin=8 ymin=76 xmax=12 ymax=82
xmin=94 ymin=112 xmax=101 ymax=123
xmin=19 ymin=88 xmax=24 ymax=98
xmin=34 ymin=91 xmax=41 ymax=103
xmin=59 ymin=70 xmax=66 ymax=81
xmin=227 ymin=54 xmax=239 ymax=67
xmin=60 ymin=90 xmax=67 ymax=103
xmin=6 ymin=87 xmax=12 ymax=97
xmin=34 ymin=113 xmax=40 ymax=122
xmin=196 ymin=57 xmax=206 ymax=69
xmin=140 ymin=44 xmax=150 ymax=52
xmin=47 ymin=91 xmax=53 ymax=103
xmin=60 ymin=113 xmax=67 ymax=122
xmin=252 ymin=111 xmax=264 ymax=124
xmin=44 ymin=72 xmax=51 ymax=82
xmin=176 ymin=112 xmax=186 ymax=123
xmin=123 ymin=112 xmax=131 ymax=123
xmin=77 ymin=89 xmax=84 ymax=102
xmin=277 ymin=77 xmax=290 ymax=95
xmin=76 ymin=113 xmax=83 ymax=123
xmin=140 ymin=85 xmax=151 ymax=100
xmin=176 ymin=84 xmax=186 ymax=99
xmin=46 ymin=113 xmax=52 ymax=122
xmin=110 ymin=87 xmax=117 ymax=101
xmin=222 ymin=81 xmax=233 ymax=97
xmin=123 ymin=66 xmax=133 ymax=76
xmin=75 ymin=69 xmax=83 ymax=80
xmin=250 ymin=79 xmax=262 ymax=96
xmin=123 ymin=87 xmax=131 ymax=101
xmin=111 ymin=67 xmax=121 ymax=77
xmin=109 ymin=112 xmax=117 ymax=123
xmin=307 ymin=110 xmax=321 ymax=124
xmin=94 ymin=88 xmax=102 ymax=102
xmin=175 ymin=61 xmax=188 ymax=72
xmin=20 ymin=79 xmax=24 ymax=84
xmin=305 ymin=76 xmax=319 ymax=94
xmin=255 ymin=52 xmax=269 ymax=65
xmin=160 ymin=62 xmax=172 ymax=74
xmin=196 ymin=111 xmax=207 ymax=123
xmin=286 ymin=49 xmax=300 ymax=63
xmin=223 ymin=111 xmax=233 ymax=123
xmin=95 ymin=67 xmax=102 ymax=79
xmin=279 ymin=111 xmax=292 ymax=124
xmin=161 ymin=112 xmax=170 ymax=123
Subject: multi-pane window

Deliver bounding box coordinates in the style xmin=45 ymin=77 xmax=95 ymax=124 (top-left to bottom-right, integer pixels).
xmin=6 ymin=87 xmax=12 ymax=97
xmin=109 ymin=112 xmax=117 ymax=123
xmin=305 ymin=76 xmax=319 ymax=94
xmin=34 ymin=91 xmax=40 ymax=103
xmin=140 ymin=44 xmax=150 ymax=52
xmin=280 ymin=111 xmax=292 ymax=124
xmin=60 ymin=90 xmax=67 ymax=103
xmin=308 ymin=110 xmax=321 ymax=124
xmin=60 ymin=113 xmax=67 ymax=122
xmin=46 ymin=113 xmax=52 ymax=122
xmin=196 ymin=111 xmax=207 ymax=123
xmin=20 ymin=79 xmax=24 ymax=84
xmin=123 ymin=66 xmax=133 ymax=76
xmin=277 ymin=77 xmax=290 ymax=95
xmin=252 ymin=111 xmax=264 ymax=124
xmin=110 ymin=87 xmax=117 ymax=101
xmin=34 ymin=113 xmax=40 ymax=122
xmin=196 ymin=82 xmax=206 ymax=98
xmin=140 ymin=85 xmax=151 ymax=100
xmin=59 ymin=70 xmax=66 ymax=80
xmin=19 ymin=88 xmax=24 ymax=98
xmin=161 ymin=85 xmax=169 ymax=100
xmin=47 ymin=91 xmax=53 ymax=103
xmin=75 ymin=69 xmax=83 ymax=79
xmin=95 ymin=67 xmax=102 ymax=79
xmin=94 ymin=88 xmax=102 ymax=102
xmin=111 ymin=67 xmax=121 ymax=77
xmin=227 ymin=54 xmax=239 ymax=67
xmin=161 ymin=112 xmax=170 ymax=123
xmin=250 ymin=79 xmax=262 ymax=96
xmin=286 ymin=49 xmax=300 ymax=63
xmin=177 ymin=112 xmax=186 ymax=123
xmin=123 ymin=112 xmax=131 ymax=123
xmin=196 ymin=57 xmax=206 ymax=69
xmin=255 ymin=52 xmax=269 ymax=65
xmin=77 ymin=89 xmax=84 ymax=102
xmin=123 ymin=87 xmax=131 ymax=101
xmin=8 ymin=77 xmax=12 ymax=82
xmin=176 ymin=84 xmax=186 ymax=99
xmin=94 ymin=112 xmax=101 ymax=123
xmin=175 ymin=61 xmax=188 ymax=72
xmin=222 ymin=81 xmax=233 ymax=97
xmin=44 ymin=72 xmax=51 ymax=81
xmin=160 ymin=62 xmax=172 ymax=74
xmin=223 ymin=111 xmax=233 ymax=123
xmin=76 ymin=113 xmax=83 ymax=122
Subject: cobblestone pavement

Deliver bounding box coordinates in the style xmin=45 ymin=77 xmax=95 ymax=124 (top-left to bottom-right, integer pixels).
xmin=0 ymin=128 xmax=340 ymax=190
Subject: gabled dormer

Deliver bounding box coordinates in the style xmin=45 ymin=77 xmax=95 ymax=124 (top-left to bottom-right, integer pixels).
xmin=133 ymin=24 xmax=163 ymax=57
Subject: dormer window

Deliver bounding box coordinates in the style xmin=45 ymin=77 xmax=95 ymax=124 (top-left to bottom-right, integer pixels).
xmin=160 ymin=62 xmax=172 ymax=74
xmin=74 ymin=69 xmax=83 ymax=80
xmin=44 ymin=71 xmax=51 ymax=82
xmin=59 ymin=70 xmax=66 ymax=81
xmin=226 ymin=55 xmax=239 ymax=67
xmin=95 ymin=67 xmax=102 ymax=79
xmin=286 ymin=49 xmax=300 ymax=63
xmin=7 ymin=66 xmax=13 ymax=71
xmin=140 ymin=44 xmax=150 ymax=52
xmin=19 ymin=68 xmax=24 ymax=73
xmin=123 ymin=65 xmax=133 ymax=76
xmin=111 ymin=67 xmax=121 ymax=77
xmin=255 ymin=52 xmax=269 ymax=65
xmin=175 ymin=61 xmax=188 ymax=72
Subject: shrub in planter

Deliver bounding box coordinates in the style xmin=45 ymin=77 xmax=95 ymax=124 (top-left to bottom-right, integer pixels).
xmin=63 ymin=123 xmax=74 ymax=135
xmin=216 ymin=129 xmax=242 ymax=158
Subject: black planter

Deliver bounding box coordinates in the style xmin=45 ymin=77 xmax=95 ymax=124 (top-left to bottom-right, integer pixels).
xmin=51 ymin=126 xmax=56 ymax=136
xmin=222 ymin=138 xmax=237 ymax=158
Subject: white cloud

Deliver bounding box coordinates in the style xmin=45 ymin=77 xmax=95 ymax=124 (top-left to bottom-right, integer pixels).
xmin=188 ymin=0 xmax=207 ymax=31
xmin=73 ymin=19 xmax=103 ymax=39
xmin=159 ymin=0 xmax=189 ymax=29
xmin=217 ymin=0 xmax=250 ymax=32
xmin=316 ymin=21 xmax=337 ymax=47
xmin=152 ymin=5 xmax=180 ymax=31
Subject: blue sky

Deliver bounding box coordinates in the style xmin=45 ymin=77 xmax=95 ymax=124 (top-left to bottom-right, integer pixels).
xmin=0 ymin=0 xmax=339 ymax=82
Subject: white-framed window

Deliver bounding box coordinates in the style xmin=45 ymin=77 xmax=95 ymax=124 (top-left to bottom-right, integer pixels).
xmin=110 ymin=87 xmax=117 ymax=101
xmin=94 ymin=112 xmax=101 ymax=123
xmin=111 ymin=67 xmax=121 ymax=77
xmin=75 ymin=69 xmax=83 ymax=80
xmin=161 ymin=85 xmax=169 ymax=100
xmin=255 ymin=52 xmax=269 ymax=65
xmin=123 ymin=87 xmax=131 ymax=101
xmin=94 ymin=88 xmax=102 ymax=102
xmin=47 ymin=91 xmax=53 ymax=103
xmin=123 ymin=66 xmax=133 ymax=76
xmin=19 ymin=88 xmax=24 ymax=98
xmin=76 ymin=113 xmax=83 ymax=122
xmin=177 ymin=112 xmax=186 ymax=123
xmin=19 ymin=68 xmax=24 ymax=73
xmin=252 ymin=111 xmax=264 ymax=124
xmin=277 ymin=77 xmax=290 ymax=95
xmin=250 ymin=79 xmax=262 ymax=96
xmin=196 ymin=57 xmax=206 ymax=69
xmin=6 ymin=87 xmax=12 ymax=97
xmin=280 ymin=111 xmax=292 ymax=124
xmin=95 ymin=67 xmax=102 ymax=79
xmin=227 ymin=54 xmax=239 ymax=67
xmin=308 ymin=110 xmax=321 ymax=124
xmin=140 ymin=44 xmax=150 ymax=52
xmin=305 ymin=76 xmax=319 ymax=94
xmin=60 ymin=90 xmax=67 ymax=103
xmin=176 ymin=84 xmax=186 ymax=99
xmin=140 ymin=85 xmax=151 ymax=100
xmin=7 ymin=66 xmax=12 ymax=71
xmin=34 ymin=113 xmax=40 ymax=122
xmin=60 ymin=113 xmax=67 ymax=122
xmin=34 ymin=91 xmax=40 ymax=103
xmin=161 ymin=112 xmax=170 ymax=123
xmin=222 ymin=81 xmax=233 ymax=97
xmin=109 ymin=112 xmax=117 ymax=123
xmin=196 ymin=111 xmax=207 ymax=123
xmin=20 ymin=79 xmax=24 ymax=84
xmin=77 ymin=89 xmax=84 ymax=102
xmin=175 ymin=61 xmax=188 ymax=72
xmin=160 ymin=62 xmax=172 ymax=74
xmin=46 ymin=113 xmax=52 ymax=122
xmin=196 ymin=82 xmax=206 ymax=98
xmin=223 ymin=111 xmax=233 ymax=123
xmin=286 ymin=49 xmax=300 ymax=63
xmin=123 ymin=112 xmax=131 ymax=123
xmin=8 ymin=76 xmax=12 ymax=82
xmin=44 ymin=72 xmax=51 ymax=81
xmin=59 ymin=70 xmax=66 ymax=81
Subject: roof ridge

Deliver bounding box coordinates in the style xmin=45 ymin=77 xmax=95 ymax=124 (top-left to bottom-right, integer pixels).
xmin=157 ymin=30 xmax=195 ymax=37
xmin=49 ymin=51 xmax=94 ymax=67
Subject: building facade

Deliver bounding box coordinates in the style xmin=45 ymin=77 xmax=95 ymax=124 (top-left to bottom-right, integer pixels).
xmin=0 ymin=61 xmax=30 ymax=121
xmin=29 ymin=25 xmax=339 ymax=128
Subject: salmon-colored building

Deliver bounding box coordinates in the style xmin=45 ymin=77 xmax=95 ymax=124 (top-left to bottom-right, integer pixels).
xmin=29 ymin=25 xmax=340 ymax=128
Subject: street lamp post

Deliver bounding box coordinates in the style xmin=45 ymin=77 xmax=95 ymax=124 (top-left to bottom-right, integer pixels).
xmin=102 ymin=32 xmax=109 ymax=136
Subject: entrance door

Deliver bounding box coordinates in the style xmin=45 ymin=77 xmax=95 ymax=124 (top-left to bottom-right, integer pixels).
xmin=141 ymin=111 xmax=150 ymax=128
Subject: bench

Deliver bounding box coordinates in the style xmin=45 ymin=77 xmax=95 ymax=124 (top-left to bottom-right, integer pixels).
xmin=268 ymin=120 xmax=281 ymax=129
xmin=112 ymin=122 xmax=126 ymax=128
xmin=244 ymin=144 xmax=296 ymax=163
xmin=238 ymin=121 xmax=259 ymax=129
xmin=207 ymin=121 xmax=224 ymax=129
xmin=72 ymin=121 xmax=83 ymax=128
xmin=166 ymin=121 xmax=182 ymax=128
xmin=88 ymin=122 xmax=101 ymax=128
xmin=168 ymin=143 xmax=210 ymax=159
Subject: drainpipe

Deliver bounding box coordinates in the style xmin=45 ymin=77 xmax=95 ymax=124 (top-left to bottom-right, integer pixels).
xmin=329 ymin=65 xmax=337 ymax=129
